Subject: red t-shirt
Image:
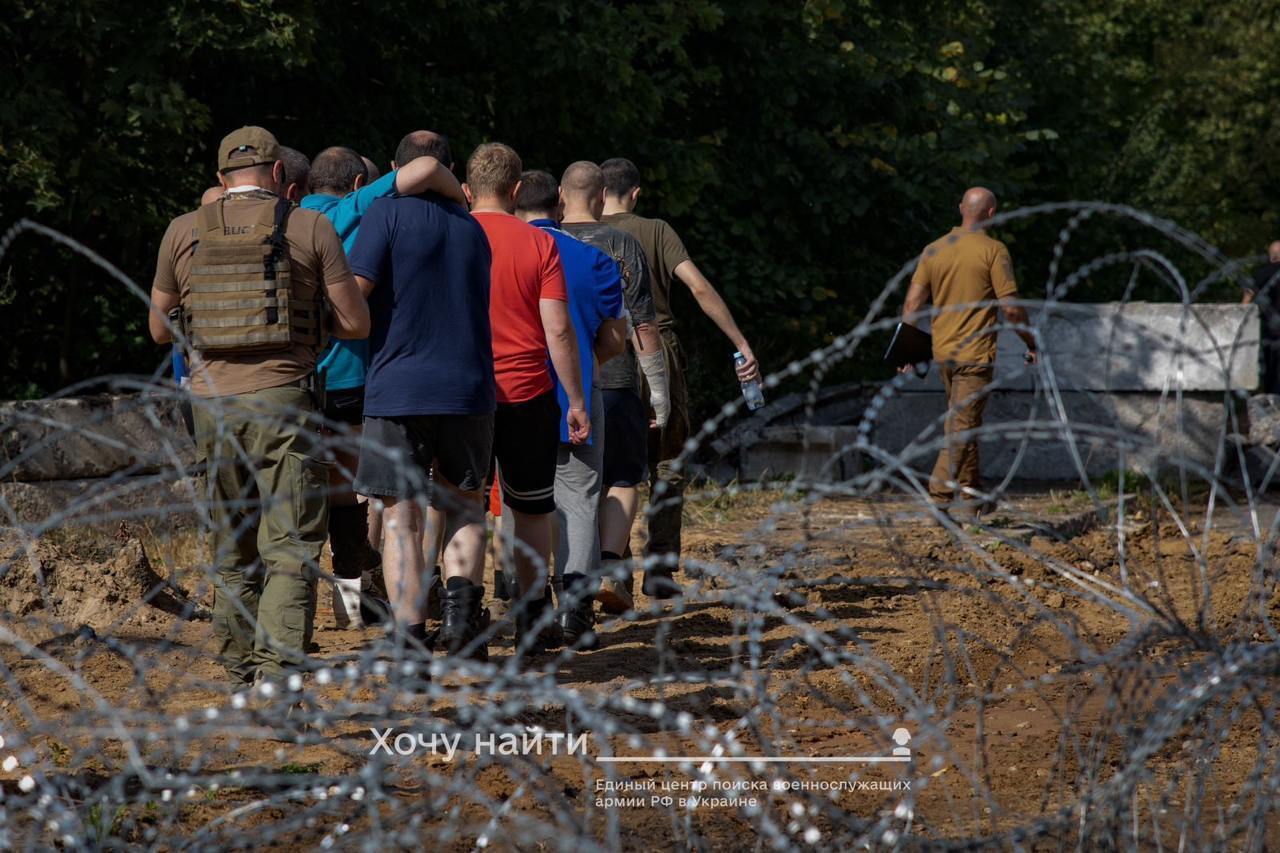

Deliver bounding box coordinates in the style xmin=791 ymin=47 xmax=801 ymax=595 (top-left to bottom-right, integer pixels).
xmin=473 ymin=211 xmax=568 ymax=403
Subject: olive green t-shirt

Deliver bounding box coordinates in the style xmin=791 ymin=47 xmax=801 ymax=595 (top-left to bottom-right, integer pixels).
xmin=911 ymin=227 xmax=1018 ymax=364
xmin=601 ymin=211 xmax=690 ymax=329
xmin=153 ymin=191 xmax=352 ymax=398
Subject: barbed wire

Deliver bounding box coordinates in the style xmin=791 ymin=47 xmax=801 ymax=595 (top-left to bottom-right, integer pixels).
xmin=0 ymin=204 xmax=1277 ymax=850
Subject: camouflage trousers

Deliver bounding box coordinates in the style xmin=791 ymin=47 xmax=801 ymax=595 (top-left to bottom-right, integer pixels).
xmin=194 ymin=384 xmax=329 ymax=684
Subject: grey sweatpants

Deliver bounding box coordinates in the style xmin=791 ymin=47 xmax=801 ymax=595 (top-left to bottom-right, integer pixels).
xmin=553 ymin=387 xmax=605 ymax=590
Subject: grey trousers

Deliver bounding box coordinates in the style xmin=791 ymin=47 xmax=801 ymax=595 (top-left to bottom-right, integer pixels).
xmin=553 ymin=386 xmax=605 ymax=589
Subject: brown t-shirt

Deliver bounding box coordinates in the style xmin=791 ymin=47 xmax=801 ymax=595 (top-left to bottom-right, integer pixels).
xmin=153 ymin=192 xmax=352 ymax=397
xmin=911 ymin=227 xmax=1018 ymax=364
xmin=602 ymin=212 xmax=690 ymax=329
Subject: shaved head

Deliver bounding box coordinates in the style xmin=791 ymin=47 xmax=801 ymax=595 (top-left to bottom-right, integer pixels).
xmin=959 ymin=186 xmax=998 ymax=226
xmin=561 ymin=161 xmax=604 ymax=200
xmin=1269 ymin=240 xmax=1280 ymax=263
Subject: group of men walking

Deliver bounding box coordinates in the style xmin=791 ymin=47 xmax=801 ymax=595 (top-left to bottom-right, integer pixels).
xmin=149 ymin=126 xmax=760 ymax=686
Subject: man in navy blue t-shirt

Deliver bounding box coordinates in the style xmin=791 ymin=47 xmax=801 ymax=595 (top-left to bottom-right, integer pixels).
xmin=515 ymin=170 xmax=625 ymax=650
xmin=347 ymin=139 xmax=496 ymax=657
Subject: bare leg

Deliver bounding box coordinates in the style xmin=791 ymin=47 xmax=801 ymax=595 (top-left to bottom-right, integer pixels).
xmin=510 ymin=508 xmax=553 ymax=595
xmin=424 ymin=504 xmax=446 ymax=571
xmin=600 ymin=485 xmax=641 ymax=556
xmin=381 ymin=498 xmax=426 ymax=626
xmin=436 ymin=480 xmax=486 ymax=586
xmin=366 ymin=496 xmax=383 ymax=551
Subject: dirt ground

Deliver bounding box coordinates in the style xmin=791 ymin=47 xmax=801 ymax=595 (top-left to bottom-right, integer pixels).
xmin=1 ymin=485 xmax=1278 ymax=849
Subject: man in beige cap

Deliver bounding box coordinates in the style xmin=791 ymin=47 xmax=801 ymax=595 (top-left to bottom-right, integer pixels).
xmin=148 ymin=126 xmax=370 ymax=687
xmin=901 ymin=187 xmax=1037 ymax=520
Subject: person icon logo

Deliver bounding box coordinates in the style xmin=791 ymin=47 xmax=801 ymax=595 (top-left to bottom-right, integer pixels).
xmin=892 ymin=727 xmax=911 ymax=757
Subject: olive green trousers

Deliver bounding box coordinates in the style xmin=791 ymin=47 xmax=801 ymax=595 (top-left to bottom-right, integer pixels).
xmin=194 ymin=385 xmax=329 ymax=684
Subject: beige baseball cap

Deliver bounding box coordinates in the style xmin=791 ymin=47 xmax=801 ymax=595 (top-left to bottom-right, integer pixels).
xmin=217 ymin=126 xmax=280 ymax=173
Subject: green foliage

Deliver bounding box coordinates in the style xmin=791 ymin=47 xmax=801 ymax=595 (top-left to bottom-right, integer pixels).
xmin=1 ymin=0 xmax=1277 ymax=414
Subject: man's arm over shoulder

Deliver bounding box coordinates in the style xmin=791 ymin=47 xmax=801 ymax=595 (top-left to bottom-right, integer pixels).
xmin=393 ymin=156 xmax=466 ymax=205
xmin=312 ymin=214 xmax=369 ymax=339
xmin=346 ymin=170 xmax=400 ymax=218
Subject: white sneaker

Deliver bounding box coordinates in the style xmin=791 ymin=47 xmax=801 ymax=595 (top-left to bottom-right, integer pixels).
xmin=332 ymin=576 xmax=363 ymax=628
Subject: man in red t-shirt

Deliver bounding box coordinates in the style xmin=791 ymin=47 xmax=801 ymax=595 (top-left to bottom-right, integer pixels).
xmin=463 ymin=142 xmax=588 ymax=655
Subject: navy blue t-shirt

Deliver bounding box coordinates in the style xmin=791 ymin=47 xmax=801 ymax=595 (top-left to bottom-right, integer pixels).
xmin=347 ymin=193 xmax=496 ymax=417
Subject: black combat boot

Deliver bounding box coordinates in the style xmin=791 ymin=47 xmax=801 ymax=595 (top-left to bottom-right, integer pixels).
xmin=438 ymin=577 xmax=490 ymax=662
xmin=642 ymin=566 xmax=684 ymax=599
xmin=514 ymin=585 xmax=563 ymax=656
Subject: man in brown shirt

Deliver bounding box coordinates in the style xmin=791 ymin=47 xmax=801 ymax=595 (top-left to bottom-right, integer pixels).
xmin=148 ymin=126 xmax=369 ymax=686
xmin=600 ymin=157 xmax=760 ymax=597
xmin=902 ymin=187 xmax=1037 ymax=518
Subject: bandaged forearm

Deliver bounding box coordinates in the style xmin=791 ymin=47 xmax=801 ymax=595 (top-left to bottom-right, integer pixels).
xmin=638 ymin=349 xmax=670 ymax=428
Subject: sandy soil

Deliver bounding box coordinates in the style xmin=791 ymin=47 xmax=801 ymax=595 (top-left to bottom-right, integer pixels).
xmin=0 ymin=487 xmax=1277 ymax=849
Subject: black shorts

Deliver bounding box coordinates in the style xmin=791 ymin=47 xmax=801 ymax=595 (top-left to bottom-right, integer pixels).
xmin=355 ymin=413 xmax=494 ymax=499
xmin=324 ymin=386 xmax=365 ymax=427
xmin=488 ymin=390 xmax=560 ymax=514
xmin=602 ymin=388 xmax=648 ymax=487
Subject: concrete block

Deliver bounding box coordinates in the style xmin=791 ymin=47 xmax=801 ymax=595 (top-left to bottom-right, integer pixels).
xmin=1 ymin=395 xmax=195 ymax=482
xmin=731 ymin=391 xmax=1236 ymax=484
xmin=899 ymin=301 xmax=1259 ymax=393
xmin=737 ymin=425 xmax=862 ymax=482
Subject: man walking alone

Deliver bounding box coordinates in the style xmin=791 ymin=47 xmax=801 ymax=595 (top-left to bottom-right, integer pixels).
xmin=900 ymin=187 xmax=1037 ymax=520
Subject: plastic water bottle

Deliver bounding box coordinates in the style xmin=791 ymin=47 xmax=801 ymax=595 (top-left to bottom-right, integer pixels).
xmin=735 ymin=351 xmax=765 ymax=410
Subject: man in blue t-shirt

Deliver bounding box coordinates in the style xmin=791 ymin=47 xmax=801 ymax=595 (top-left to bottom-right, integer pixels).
xmin=346 ymin=139 xmax=497 ymax=659
xmin=515 ymin=171 xmax=626 ymax=650
xmin=300 ymin=136 xmax=465 ymax=629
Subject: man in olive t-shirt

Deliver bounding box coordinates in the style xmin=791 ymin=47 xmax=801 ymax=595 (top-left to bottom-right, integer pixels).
xmin=148 ymin=126 xmax=370 ymax=686
xmin=600 ymin=157 xmax=760 ymax=597
xmin=901 ymin=187 xmax=1037 ymax=519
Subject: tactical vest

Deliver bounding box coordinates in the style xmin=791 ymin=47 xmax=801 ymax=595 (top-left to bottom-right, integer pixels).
xmin=184 ymin=196 xmax=326 ymax=354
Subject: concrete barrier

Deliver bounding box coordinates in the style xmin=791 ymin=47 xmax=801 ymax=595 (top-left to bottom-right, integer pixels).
xmin=902 ymin=301 xmax=1259 ymax=392
xmin=719 ymin=302 xmax=1263 ymax=484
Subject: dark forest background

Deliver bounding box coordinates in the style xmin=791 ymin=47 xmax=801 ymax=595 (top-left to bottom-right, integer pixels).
xmin=3 ymin=0 xmax=1278 ymax=415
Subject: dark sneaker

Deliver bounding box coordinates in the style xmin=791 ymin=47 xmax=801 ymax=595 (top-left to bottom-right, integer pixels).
xmin=439 ymin=578 xmax=490 ymax=662
xmin=642 ymin=570 xmax=684 ymax=600
xmin=514 ymin=586 xmax=563 ymax=655
xmin=557 ymin=574 xmax=597 ymax=650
